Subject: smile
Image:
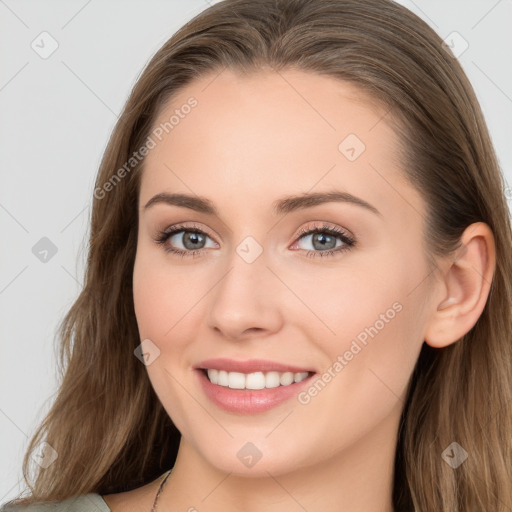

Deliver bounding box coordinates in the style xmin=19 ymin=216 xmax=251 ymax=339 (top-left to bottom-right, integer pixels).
xmin=204 ymin=369 xmax=311 ymax=389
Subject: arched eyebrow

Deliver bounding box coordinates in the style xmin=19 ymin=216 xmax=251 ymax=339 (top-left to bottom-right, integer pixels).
xmin=273 ymin=191 xmax=380 ymax=216
xmin=144 ymin=193 xmax=216 ymax=214
xmin=143 ymin=191 xmax=381 ymax=217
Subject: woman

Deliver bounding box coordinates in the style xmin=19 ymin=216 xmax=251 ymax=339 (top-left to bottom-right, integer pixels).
xmin=2 ymin=0 xmax=511 ymax=511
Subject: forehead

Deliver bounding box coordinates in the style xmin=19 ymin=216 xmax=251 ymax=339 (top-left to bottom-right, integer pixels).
xmin=139 ymin=68 xmax=423 ymax=223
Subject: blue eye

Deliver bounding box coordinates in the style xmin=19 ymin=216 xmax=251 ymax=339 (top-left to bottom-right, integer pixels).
xmin=155 ymin=222 xmax=355 ymax=259
xmin=291 ymin=223 xmax=355 ymax=258
xmin=155 ymin=223 xmax=218 ymax=258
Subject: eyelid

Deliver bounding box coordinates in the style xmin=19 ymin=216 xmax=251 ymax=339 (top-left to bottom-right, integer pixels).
xmin=158 ymin=221 xmax=219 ymax=243
xmin=289 ymin=221 xmax=355 ymax=247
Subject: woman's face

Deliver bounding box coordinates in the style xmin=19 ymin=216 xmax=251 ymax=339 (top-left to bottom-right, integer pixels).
xmin=133 ymin=69 xmax=436 ymax=477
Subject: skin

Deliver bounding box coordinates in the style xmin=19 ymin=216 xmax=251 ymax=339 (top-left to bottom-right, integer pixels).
xmin=103 ymin=69 xmax=495 ymax=512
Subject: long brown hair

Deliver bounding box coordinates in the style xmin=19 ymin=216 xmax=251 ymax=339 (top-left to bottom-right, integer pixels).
xmin=7 ymin=0 xmax=512 ymax=510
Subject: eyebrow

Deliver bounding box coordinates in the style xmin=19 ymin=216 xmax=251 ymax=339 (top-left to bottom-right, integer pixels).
xmin=143 ymin=191 xmax=381 ymax=217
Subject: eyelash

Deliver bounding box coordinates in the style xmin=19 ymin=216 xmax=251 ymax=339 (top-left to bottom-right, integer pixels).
xmin=154 ymin=222 xmax=356 ymax=259
xmin=294 ymin=224 xmax=356 ymax=258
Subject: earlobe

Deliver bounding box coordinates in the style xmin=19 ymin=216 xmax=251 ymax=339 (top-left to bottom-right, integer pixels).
xmin=424 ymin=222 xmax=496 ymax=349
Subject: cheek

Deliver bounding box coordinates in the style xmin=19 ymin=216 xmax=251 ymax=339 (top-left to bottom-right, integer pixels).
xmin=132 ymin=248 xmax=201 ymax=428
xmin=132 ymin=247 xmax=202 ymax=339
xmin=290 ymin=244 xmax=428 ymax=396
xmin=293 ymin=279 xmax=425 ymax=455
xmin=281 ymin=253 xmax=419 ymax=346
xmin=132 ymin=256 xmax=169 ymax=339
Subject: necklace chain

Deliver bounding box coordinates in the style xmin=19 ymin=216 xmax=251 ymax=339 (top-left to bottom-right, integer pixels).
xmin=150 ymin=469 xmax=173 ymax=512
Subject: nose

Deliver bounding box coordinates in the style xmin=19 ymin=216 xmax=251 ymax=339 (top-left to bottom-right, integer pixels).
xmin=206 ymin=247 xmax=284 ymax=341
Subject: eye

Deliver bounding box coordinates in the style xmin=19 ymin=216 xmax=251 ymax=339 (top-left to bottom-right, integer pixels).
xmin=154 ymin=223 xmax=218 ymax=258
xmin=155 ymin=222 xmax=356 ymax=259
xmin=290 ymin=222 xmax=356 ymax=258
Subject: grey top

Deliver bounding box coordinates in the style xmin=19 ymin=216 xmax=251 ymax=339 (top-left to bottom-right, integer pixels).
xmin=2 ymin=469 xmax=173 ymax=512
xmin=0 ymin=493 xmax=111 ymax=512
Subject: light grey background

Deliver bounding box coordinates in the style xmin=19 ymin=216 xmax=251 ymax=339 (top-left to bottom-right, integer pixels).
xmin=1 ymin=0 xmax=511 ymax=501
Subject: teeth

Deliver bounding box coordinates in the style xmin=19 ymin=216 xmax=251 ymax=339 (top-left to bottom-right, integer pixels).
xmin=205 ymin=369 xmax=310 ymax=389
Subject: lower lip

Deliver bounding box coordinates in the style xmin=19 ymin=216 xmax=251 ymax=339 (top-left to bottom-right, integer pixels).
xmin=196 ymin=369 xmax=316 ymax=414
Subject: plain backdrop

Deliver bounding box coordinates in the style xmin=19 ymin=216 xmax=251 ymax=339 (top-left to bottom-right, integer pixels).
xmin=1 ymin=0 xmax=511 ymax=501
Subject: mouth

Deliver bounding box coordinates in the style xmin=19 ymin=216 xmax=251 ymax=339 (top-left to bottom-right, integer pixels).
xmin=194 ymin=361 xmax=317 ymax=414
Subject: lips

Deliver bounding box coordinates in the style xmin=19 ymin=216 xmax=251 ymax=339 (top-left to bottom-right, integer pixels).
xmin=195 ymin=358 xmax=315 ymax=374
xmin=193 ymin=358 xmax=318 ymax=414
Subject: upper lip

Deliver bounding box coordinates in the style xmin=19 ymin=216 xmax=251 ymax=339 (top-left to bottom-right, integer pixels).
xmin=195 ymin=358 xmax=315 ymax=374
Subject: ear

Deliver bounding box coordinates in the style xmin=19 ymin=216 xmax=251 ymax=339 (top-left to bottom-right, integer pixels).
xmin=424 ymin=222 xmax=496 ymax=348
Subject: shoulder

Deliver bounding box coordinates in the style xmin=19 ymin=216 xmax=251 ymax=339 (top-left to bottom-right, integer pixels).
xmin=0 ymin=471 xmax=168 ymax=512
xmin=0 ymin=493 xmax=111 ymax=512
